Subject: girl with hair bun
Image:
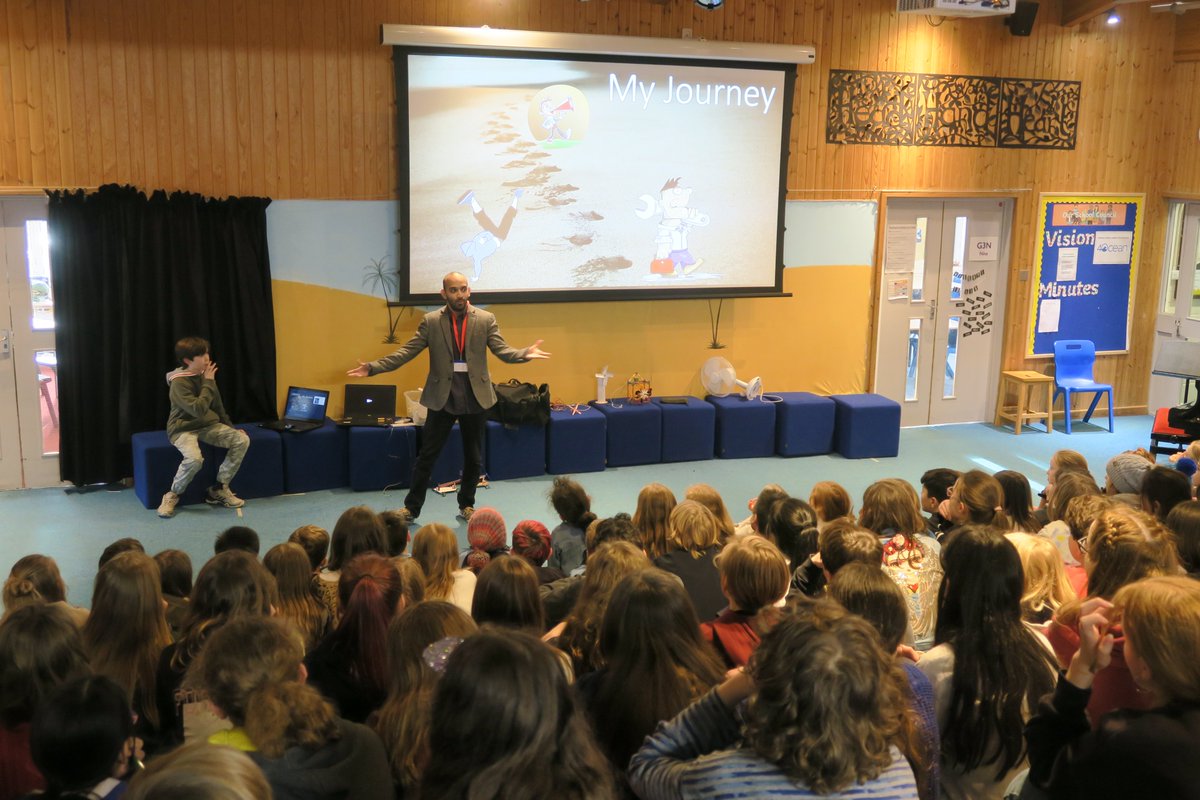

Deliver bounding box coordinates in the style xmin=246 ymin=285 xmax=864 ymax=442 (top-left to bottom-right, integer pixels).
xmin=1026 ymin=576 xmax=1200 ymax=798
xmin=547 ymin=476 xmax=597 ymax=574
xmin=305 ymin=554 xmax=404 ymax=724
xmin=190 ymin=615 xmax=392 ymax=800
xmin=940 ymin=470 xmax=1011 ymax=530
xmin=2 ymin=554 xmax=88 ymax=627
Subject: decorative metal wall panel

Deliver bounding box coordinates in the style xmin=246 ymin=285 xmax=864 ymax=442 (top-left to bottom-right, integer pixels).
xmin=998 ymin=79 xmax=1081 ymax=149
xmin=914 ymin=74 xmax=1002 ymax=147
xmin=826 ymin=70 xmax=916 ymax=146
xmin=827 ymin=69 xmax=1079 ymax=150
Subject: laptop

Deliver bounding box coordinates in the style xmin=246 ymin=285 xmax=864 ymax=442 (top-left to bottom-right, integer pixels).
xmin=339 ymin=384 xmax=398 ymax=426
xmin=259 ymin=386 xmax=330 ymax=433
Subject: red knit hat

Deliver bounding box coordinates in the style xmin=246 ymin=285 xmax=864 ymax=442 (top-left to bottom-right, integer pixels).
xmin=511 ymin=520 xmax=552 ymax=565
xmin=466 ymin=507 xmax=507 ymax=553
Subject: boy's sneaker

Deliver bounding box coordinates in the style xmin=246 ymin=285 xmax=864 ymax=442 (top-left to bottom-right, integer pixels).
xmin=206 ymin=483 xmax=245 ymax=509
xmin=157 ymin=491 xmax=180 ymax=518
xmin=458 ymin=506 xmax=475 ymax=522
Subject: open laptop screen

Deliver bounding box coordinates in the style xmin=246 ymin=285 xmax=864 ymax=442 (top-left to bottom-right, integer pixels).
xmin=344 ymin=384 xmax=397 ymax=418
xmin=283 ymin=386 xmax=330 ymax=422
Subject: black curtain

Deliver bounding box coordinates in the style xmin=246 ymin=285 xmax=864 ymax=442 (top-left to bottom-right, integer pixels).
xmin=47 ymin=184 xmax=275 ymax=486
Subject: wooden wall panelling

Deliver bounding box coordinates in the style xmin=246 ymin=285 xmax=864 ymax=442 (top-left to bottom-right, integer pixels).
xmin=0 ymin=0 xmax=1197 ymax=410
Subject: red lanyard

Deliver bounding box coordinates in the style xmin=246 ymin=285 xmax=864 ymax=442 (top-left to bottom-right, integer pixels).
xmin=451 ymin=310 xmax=468 ymax=359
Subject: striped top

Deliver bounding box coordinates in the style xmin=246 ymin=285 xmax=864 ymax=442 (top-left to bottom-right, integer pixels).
xmin=629 ymin=689 xmax=920 ymax=800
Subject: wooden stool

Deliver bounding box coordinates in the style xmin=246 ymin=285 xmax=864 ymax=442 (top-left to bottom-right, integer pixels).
xmin=994 ymin=371 xmax=1054 ymax=434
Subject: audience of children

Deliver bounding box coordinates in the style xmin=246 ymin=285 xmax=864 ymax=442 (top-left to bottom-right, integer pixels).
xmin=8 ymin=442 xmax=1200 ymax=800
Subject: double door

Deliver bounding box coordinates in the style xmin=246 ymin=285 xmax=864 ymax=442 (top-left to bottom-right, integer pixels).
xmin=0 ymin=196 xmax=60 ymax=489
xmin=874 ymin=198 xmax=1012 ymax=427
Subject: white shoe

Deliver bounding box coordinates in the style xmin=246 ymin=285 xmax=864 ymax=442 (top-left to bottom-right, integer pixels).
xmin=205 ymin=484 xmax=245 ymax=509
xmin=157 ymin=491 xmax=180 ymax=518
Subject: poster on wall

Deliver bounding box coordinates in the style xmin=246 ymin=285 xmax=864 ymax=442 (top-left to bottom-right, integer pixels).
xmin=1027 ymin=194 xmax=1143 ymax=357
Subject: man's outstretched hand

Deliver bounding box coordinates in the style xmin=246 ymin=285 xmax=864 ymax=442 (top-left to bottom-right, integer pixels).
xmin=526 ymin=340 xmax=551 ymax=360
xmin=347 ymin=361 xmax=370 ymax=377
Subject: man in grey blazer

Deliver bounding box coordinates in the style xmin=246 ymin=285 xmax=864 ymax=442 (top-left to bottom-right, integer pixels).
xmin=347 ymin=271 xmax=550 ymax=521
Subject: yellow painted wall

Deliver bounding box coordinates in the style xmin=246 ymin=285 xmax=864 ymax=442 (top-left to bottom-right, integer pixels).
xmin=274 ymin=264 xmax=872 ymax=415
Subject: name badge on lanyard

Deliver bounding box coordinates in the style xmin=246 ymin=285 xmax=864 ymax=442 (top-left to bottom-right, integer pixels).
xmin=451 ymin=313 xmax=469 ymax=373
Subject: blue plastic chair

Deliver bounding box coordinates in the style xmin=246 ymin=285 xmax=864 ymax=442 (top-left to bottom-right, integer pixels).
xmin=1053 ymin=340 xmax=1113 ymax=434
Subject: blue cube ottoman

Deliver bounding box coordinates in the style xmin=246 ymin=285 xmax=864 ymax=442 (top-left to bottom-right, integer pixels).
xmin=653 ymin=397 xmax=715 ymax=463
xmin=131 ymin=425 xmax=283 ymax=509
xmin=217 ymin=425 xmax=283 ymax=500
xmin=348 ymin=425 xmax=417 ymax=491
xmin=590 ymin=401 xmax=662 ymax=467
xmin=132 ymin=430 xmax=216 ymax=509
xmin=486 ymin=421 xmax=546 ymax=480
xmin=774 ymin=392 xmax=836 ymax=457
xmin=831 ymin=393 xmax=901 ymax=459
xmin=545 ymin=407 xmax=606 ymax=474
xmin=280 ymin=420 xmax=348 ymax=493
xmin=706 ymin=395 xmax=776 ymax=459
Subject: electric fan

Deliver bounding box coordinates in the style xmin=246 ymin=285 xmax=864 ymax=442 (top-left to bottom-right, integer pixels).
xmin=700 ymin=357 xmax=763 ymax=401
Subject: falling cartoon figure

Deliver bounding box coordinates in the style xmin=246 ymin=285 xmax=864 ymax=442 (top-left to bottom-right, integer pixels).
xmin=457 ymin=188 xmax=523 ymax=281
xmin=539 ymin=97 xmax=573 ymax=142
xmin=635 ymin=178 xmax=710 ymax=276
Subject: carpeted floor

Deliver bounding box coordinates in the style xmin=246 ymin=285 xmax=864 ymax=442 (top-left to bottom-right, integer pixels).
xmin=0 ymin=414 xmax=1159 ymax=605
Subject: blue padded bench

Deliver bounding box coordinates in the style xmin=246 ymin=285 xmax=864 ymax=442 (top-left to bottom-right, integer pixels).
xmin=280 ymin=420 xmax=348 ymax=494
xmin=485 ymin=421 xmax=546 ymax=480
xmin=831 ymin=393 xmax=901 ymax=459
xmin=545 ymin=407 xmax=606 ymax=474
xmin=347 ymin=426 xmax=417 ymax=491
xmin=706 ymin=395 xmax=776 ymax=459
xmin=590 ymin=400 xmax=663 ymax=467
xmin=774 ymin=392 xmax=836 ymax=457
xmin=131 ymin=424 xmax=284 ymax=509
xmin=653 ymin=397 xmax=715 ymax=463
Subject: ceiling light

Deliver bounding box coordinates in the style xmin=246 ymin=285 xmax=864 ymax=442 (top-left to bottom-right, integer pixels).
xmin=1106 ymin=9 xmax=1121 ymax=23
